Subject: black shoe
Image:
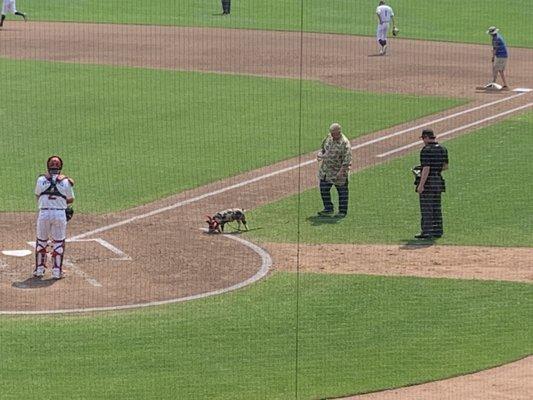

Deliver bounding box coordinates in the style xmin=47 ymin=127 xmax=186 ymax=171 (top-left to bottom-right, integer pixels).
xmin=334 ymin=212 xmax=347 ymax=218
xmin=414 ymin=233 xmax=433 ymax=240
xmin=317 ymin=209 xmax=334 ymax=217
xmin=431 ymin=234 xmax=442 ymax=238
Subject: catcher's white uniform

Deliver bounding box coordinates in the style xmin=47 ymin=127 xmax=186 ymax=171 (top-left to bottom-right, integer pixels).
xmin=34 ymin=174 xmax=74 ymax=279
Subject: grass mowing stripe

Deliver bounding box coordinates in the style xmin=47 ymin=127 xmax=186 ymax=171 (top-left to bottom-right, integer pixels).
xmin=0 ymin=273 xmax=530 ymax=399
xmin=21 ymin=0 xmax=533 ymax=48
xmin=247 ymin=112 xmax=533 ymax=247
xmin=0 ymin=58 xmax=461 ymax=213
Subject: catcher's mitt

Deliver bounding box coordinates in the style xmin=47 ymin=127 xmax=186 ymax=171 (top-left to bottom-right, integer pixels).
xmin=65 ymin=206 xmax=74 ymax=222
xmin=392 ymin=26 xmax=399 ymax=37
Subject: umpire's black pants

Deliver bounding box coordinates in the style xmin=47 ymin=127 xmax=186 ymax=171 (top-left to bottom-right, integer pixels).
xmin=221 ymin=0 xmax=231 ymax=13
xmin=419 ymin=190 xmax=443 ymax=236
xmin=320 ymin=179 xmax=349 ymax=214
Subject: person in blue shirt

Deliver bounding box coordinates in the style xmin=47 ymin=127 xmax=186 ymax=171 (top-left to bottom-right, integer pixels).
xmin=487 ymin=26 xmax=509 ymax=89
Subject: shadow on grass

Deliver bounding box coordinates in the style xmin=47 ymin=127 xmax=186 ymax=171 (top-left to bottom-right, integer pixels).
xmin=399 ymin=239 xmax=436 ymax=249
xmin=306 ymin=215 xmax=346 ymax=226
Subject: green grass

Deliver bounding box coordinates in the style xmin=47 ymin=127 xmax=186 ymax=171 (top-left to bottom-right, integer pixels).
xmin=0 ymin=273 xmax=531 ymax=399
xmin=20 ymin=0 xmax=533 ymax=47
xmin=0 ymin=58 xmax=461 ymax=213
xmin=247 ymin=112 xmax=533 ymax=247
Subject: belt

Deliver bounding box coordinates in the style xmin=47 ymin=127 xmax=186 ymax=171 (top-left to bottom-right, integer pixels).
xmin=40 ymin=208 xmax=65 ymax=210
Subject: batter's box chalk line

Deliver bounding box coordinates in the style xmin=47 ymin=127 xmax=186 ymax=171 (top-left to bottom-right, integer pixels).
xmin=26 ymin=238 xmax=131 ymax=261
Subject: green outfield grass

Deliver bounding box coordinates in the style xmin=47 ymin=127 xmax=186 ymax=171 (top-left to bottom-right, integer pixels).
xmin=22 ymin=0 xmax=533 ymax=47
xmin=0 ymin=58 xmax=461 ymax=213
xmin=0 ymin=273 xmax=531 ymax=399
xmin=247 ymin=112 xmax=533 ymax=247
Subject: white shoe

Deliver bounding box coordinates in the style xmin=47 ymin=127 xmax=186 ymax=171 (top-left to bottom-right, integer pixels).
xmin=33 ymin=266 xmax=45 ymax=278
xmin=51 ymin=268 xmax=63 ymax=280
xmin=379 ymin=48 xmax=384 ymax=55
xmin=382 ymin=44 xmax=388 ymax=55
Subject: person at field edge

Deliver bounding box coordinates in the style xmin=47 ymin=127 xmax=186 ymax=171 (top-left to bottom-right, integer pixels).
xmin=33 ymin=156 xmax=75 ymax=280
xmin=0 ymin=0 xmax=27 ymax=27
xmin=415 ymin=129 xmax=448 ymax=240
xmin=316 ymin=123 xmax=352 ymax=218
xmin=221 ymin=0 xmax=231 ymax=15
xmin=487 ymin=26 xmax=509 ymax=89
xmin=376 ymin=0 xmax=396 ymax=55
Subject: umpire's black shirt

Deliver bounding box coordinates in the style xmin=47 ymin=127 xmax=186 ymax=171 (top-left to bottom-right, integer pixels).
xmin=420 ymin=142 xmax=448 ymax=192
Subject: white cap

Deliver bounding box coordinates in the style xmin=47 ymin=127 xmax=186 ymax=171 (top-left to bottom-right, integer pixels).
xmin=486 ymin=26 xmax=499 ymax=35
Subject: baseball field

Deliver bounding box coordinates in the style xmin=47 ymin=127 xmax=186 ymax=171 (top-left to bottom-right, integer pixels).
xmin=0 ymin=1 xmax=532 ymax=399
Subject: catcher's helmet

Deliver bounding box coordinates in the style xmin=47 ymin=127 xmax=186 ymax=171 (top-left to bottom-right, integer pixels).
xmin=47 ymin=156 xmax=63 ymax=174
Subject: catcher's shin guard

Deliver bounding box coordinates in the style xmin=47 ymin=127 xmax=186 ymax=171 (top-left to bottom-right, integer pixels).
xmin=35 ymin=238 xmax=48 ymax=270
xmin=51 ymin=239 xmax=65 ymax=272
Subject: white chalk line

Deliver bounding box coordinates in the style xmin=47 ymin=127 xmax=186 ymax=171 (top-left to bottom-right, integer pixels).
xmin=70 ymin=92 xmax=526 ymax=241
xmin=377 ymin=102 xmax=533 ymax=157
xmin=63 ymin=260 xmax=102 ymax=288
xmin=69 ymin=238 xmax=132 ymax=261
xmin=350 ymin=92 xmax=526 ymax=150
xmin=0 ymin=231 xmax=271 ymax=315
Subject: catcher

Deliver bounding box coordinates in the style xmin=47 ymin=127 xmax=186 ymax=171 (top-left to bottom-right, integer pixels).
xmin=33 ymin=156 xmax=75 ymax=279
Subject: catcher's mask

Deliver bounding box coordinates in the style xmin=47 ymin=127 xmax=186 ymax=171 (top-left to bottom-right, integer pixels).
xmin=47 ymin=155 xmax=63 ymax=174
xmin=206 ymin=216 xmax=220 ymax=234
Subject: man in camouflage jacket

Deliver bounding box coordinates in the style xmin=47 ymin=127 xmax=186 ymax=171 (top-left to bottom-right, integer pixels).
xmin=316 ymin=123 xmax=352 ymax=217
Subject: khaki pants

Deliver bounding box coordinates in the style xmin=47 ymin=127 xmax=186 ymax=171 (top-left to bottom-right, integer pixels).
xmin=493 ymin=57 xmax=507 ymax=72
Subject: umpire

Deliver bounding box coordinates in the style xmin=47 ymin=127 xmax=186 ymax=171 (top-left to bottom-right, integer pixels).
xmin=415 ymin=129 xmax=448 ymax=239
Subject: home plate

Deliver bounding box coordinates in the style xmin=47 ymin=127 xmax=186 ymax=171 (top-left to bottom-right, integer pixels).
xmin=2 ymin=249 xmax=32 ymax=257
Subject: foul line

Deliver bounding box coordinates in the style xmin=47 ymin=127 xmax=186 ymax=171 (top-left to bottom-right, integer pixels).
xmin=1 ymin=231 xmax=271 ymax=315
xmin=377 ymin=102 xmax=533 ymax=158
xmin=350 ymin=92 xmax=526 ymax=150
xmin=70 ymin=92 xmax=526 ymax=241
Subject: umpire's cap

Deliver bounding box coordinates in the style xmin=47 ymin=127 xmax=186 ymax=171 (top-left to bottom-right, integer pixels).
xmin=421 ymin=129 xmax=436 ymax=139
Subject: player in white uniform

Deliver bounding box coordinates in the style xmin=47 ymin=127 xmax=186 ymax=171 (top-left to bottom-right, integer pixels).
xmin=0 ymin=0 xmax=27 ymax=27
xmin=376 ymin=1 xmax=396 ymax=55
xmin=33 ymin=156 xmax=75 ymax=279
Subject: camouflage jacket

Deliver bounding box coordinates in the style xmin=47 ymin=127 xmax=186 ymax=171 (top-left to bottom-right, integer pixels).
xmin=318 ymin=133 xmax=352 ymax=183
